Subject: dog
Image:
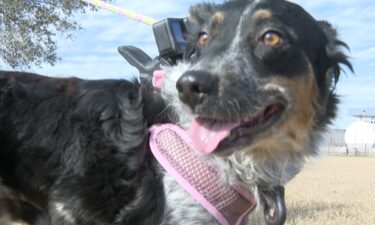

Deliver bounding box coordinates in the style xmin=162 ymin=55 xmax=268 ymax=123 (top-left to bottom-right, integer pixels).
xmin=0 ymin=0 xmax=352 ymax=224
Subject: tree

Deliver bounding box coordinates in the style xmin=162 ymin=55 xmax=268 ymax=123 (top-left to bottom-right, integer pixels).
xmin=0 ymin=0 xmax=102 ymax=69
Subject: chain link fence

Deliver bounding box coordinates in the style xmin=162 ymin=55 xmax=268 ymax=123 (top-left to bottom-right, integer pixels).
xmin=320 ymin=128 xmax=375 ymax=157
xmin=320 ymin=146 xmax=375 ymax=157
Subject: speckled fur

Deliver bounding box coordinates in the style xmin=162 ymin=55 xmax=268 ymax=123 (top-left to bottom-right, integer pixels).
xmin=158 ymin=0 xmax=352 ymax=222
xmin=0 ymin=0 xmax=352 ymax=224
xmin=159 ymin=62 xmax=269 ymax=224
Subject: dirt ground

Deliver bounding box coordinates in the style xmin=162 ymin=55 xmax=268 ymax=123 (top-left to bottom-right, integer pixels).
xmin=285 ymin=156 xmax=375 ymax=225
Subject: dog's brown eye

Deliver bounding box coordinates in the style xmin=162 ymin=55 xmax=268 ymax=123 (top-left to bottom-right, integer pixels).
xmin=198 ymin=32 xmax=209 ymax=46
xmin=262 ymin=31 xmax=283 ymax=47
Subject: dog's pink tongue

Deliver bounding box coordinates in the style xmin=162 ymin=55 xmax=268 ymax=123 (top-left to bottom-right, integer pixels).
xmin=189 ymin=118 xmax=239 ymax=153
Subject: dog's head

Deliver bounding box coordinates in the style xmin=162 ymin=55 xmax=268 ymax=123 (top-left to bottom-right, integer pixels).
xmin=161 ymin=0 xmax=352 ymax=163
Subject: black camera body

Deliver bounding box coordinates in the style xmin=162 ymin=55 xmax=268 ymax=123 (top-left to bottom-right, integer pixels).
xmin=152 ymin=18 xmax=190 ymax=62
xmin=118 ymin=17 xmax=190 ymax=82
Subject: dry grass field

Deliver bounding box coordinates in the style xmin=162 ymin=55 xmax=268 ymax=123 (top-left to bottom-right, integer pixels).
xmin=285 ymin=157 xmax=375 ymax=225
xmin=3 ymin=157 xmax=374 ymax=225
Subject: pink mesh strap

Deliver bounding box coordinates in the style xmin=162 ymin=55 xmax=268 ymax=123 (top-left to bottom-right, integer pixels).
xmin=149 ymin=124 xmax=256 ymax=225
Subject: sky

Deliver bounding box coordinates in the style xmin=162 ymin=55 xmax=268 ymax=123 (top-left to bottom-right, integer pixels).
xmin=1 ymin=0 xmax=374 ymax=129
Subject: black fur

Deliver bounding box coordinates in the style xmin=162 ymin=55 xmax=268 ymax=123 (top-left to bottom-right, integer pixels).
xmin=0 ymin=0 xmax=352 ymax=224
xmin=182 ymin=0 xmax=352 ymax=146
xmin=0 ymin=72 xmax=167 ymax=224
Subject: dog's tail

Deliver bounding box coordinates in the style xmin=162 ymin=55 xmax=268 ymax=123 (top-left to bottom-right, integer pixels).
xmin=0 ymin=198 xmax=51 ymax=225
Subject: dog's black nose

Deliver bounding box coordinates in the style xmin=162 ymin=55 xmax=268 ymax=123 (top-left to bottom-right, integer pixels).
xmin=176 ymin=71 xmax=217 ymax=110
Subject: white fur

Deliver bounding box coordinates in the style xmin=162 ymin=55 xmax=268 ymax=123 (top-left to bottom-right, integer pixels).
xmin=160 ymin=174 xmax=218 ymax=225
xmin=159 ymin=60 xmax=310 ymax=224
xmin=161 ymin=62 xmax=195 ymax=128
xmin=53 ymin=202 xmax=75 ymax=224
xmin=159 ymin=62 xmax=268 ymax=224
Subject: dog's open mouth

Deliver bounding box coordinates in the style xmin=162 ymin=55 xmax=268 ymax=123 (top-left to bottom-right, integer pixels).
xmin=189 ymin=103 xmax=287 ymax=153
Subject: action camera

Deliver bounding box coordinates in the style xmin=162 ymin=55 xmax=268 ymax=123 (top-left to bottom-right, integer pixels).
xmin=152 ymin=18 xmax=190 ymax=62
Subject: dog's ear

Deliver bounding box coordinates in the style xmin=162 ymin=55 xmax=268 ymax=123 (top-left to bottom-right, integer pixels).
xmin=318 ymin=21 xmax=353 ymax=89
xmin=189 ymin=3 xmax=218 ymax=24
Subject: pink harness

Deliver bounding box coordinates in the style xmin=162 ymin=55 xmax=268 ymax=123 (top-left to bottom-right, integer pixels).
xmin=149 ymin=124 xmax=256 ymax=225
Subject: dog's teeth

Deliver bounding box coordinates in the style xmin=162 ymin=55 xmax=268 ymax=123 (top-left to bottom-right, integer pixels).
xmin=229 ymin=131 xmax=238 ymax=141
xmin=238 ymin=129 xmax=246 ymax=137
xmin=229 ymin=129 xmax=244 ymax=141
xmin=224 ymin=104 xmax=281 ymax=143
xmin=254 ymin=118 xmax=260 ymax=127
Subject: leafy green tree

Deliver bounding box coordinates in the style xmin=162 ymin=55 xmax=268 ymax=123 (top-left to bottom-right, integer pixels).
xmin=0 ymin=0 xmax=102 ymax=69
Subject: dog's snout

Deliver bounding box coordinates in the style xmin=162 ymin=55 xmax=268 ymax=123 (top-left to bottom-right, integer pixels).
xmin=176 ymin=71 xmax=217 ymax=110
